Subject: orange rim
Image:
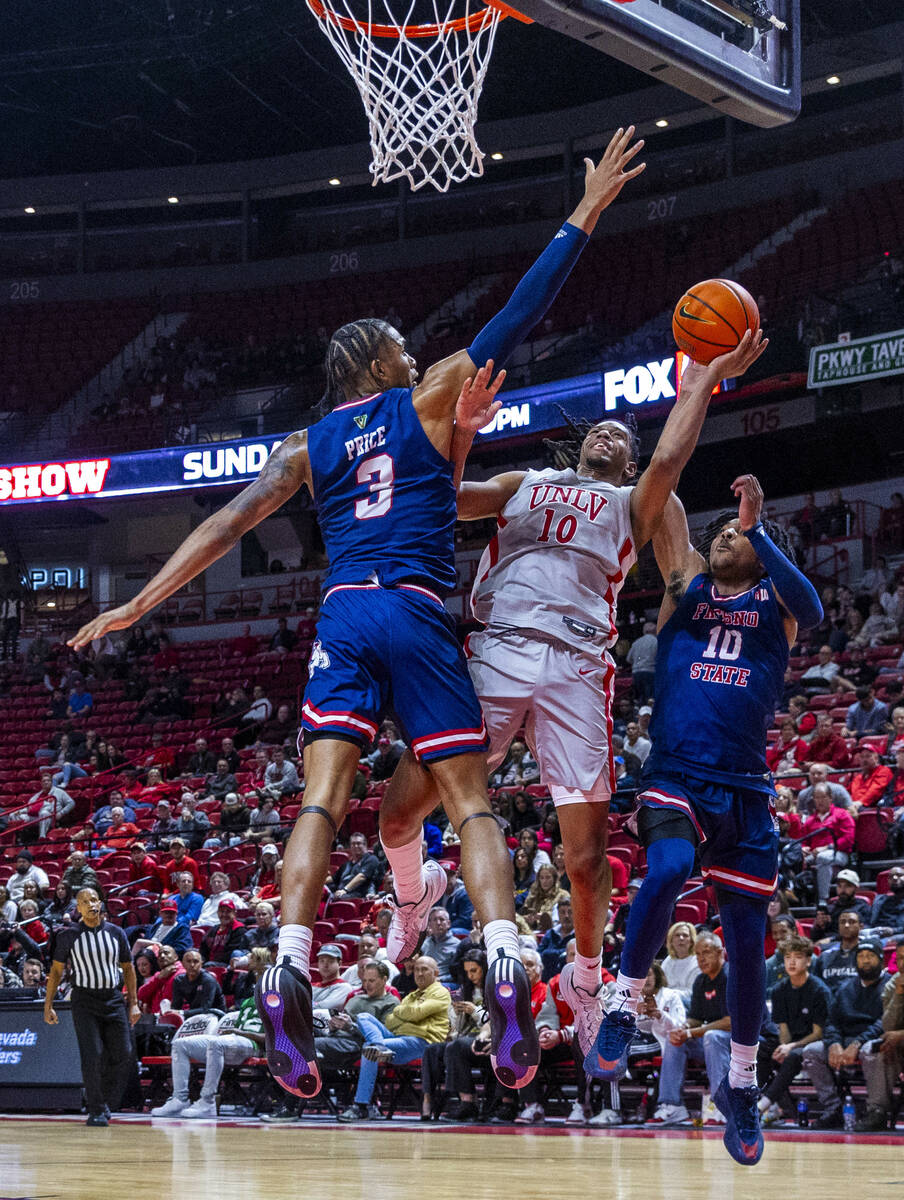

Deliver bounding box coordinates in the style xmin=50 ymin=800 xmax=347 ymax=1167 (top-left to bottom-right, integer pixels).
xmin=306 ymin=0 xmax=531 ymax=38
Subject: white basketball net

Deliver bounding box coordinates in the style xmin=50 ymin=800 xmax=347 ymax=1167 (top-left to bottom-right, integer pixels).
xmin=307 ymin=0 xmax=505 ymax=192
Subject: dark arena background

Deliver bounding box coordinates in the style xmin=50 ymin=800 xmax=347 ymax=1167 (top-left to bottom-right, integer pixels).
xmin=1 ymin=1 xmax=903 ymax=1196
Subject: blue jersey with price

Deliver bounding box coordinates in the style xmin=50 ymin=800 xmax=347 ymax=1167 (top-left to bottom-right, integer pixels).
xmin=646 ymin=572 xmax=789 ymax=792
xmin=307 ymin=388 xmax=457 ymax=596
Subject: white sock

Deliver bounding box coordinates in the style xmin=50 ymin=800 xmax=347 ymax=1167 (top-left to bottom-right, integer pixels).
xmin=277 ymin=924 xmax=313 ymax=977
xmin=483 ymin=919 xmax=522 ymax=962
xmin=613 ymin=971 xmax=646 ymax=1014
xmin=728 ymin=1040 xmax=759 ymax=1091
xmin=572 ymin=952 xmax=603 ymax=993
xmin=381 ymin=831 xmax=426 ymax=904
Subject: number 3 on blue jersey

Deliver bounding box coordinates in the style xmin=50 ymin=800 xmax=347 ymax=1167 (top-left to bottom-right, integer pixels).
xmin=355 ymin=454 xmax=394 ymax=519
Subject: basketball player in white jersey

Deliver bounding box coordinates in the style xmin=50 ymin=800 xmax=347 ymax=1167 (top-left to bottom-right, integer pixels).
xmin=380 ymin=329 xmax=767 ymax=1073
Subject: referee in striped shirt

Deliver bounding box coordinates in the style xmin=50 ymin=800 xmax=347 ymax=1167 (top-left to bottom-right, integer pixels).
xmin=44 ymin=887 xmax=140 ymax=1126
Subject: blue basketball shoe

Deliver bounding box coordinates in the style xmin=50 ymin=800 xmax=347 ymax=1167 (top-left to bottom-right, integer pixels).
xmin=714 ymin=1078 xmax=764 ymax=1166
xmin=584 ymin=1008 xmax=636 ymax=1081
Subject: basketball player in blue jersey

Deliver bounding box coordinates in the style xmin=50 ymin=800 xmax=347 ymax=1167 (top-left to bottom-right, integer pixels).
xmin=69 ymin=125 xmax=647 ymax=1103
xmin=590 ymin=474 xmax=823 ymax=1165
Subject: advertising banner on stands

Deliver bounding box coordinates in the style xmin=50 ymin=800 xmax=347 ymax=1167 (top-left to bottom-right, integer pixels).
xmin=807 ymin=328 xmax=904 ymax=389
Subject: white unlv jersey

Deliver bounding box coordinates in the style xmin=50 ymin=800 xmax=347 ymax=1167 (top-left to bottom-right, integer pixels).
xmin=470 ymin=468 xmax=637 ymax=651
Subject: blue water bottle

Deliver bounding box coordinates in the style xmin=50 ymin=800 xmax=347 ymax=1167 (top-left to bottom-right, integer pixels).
xmin=843 ymin=1094 xmax=856 ymax=1132
xmin=796 ymin=1098 xmax=809 ymax=1128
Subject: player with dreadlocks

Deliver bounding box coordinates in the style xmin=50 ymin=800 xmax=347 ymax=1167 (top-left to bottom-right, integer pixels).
xmin=589 ymin=475 xmax=822 ymax=1166
xmin=377 ymin=331 xmax=769 ymax=1087
xmin=68 ymin=127 xmax=647 ymax=1104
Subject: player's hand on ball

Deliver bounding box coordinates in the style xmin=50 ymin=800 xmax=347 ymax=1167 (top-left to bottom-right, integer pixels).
xmin=455 ymin=360 xmax=506 ymax=434
xmin=68 ymin=602 xmax=139 ymax=651
xmin=705 ymin=327 xmax=768 ymax=382
xmin=731 ymin=473 xmax=764 ymax=532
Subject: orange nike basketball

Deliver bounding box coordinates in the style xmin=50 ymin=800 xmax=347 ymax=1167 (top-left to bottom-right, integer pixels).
xmin=672 ymin=279 xmax=759 ymax=365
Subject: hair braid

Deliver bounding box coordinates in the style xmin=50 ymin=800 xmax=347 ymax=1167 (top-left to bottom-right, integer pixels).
xmin=543 ymin=407 xmax=640 ymax=475
xmin=321 ymin=318 xmax=396 ymax=414
xmin=697 ymin=510 xmax=800 ymax=568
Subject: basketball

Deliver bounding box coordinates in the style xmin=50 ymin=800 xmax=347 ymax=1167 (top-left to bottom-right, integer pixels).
xmin=671 ymin=278 xmax=760 ymax=365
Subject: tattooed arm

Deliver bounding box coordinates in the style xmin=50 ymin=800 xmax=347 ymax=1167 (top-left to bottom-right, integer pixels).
xmin=68 ymin=433 xmax=311 ymax=649
xmin=651 ymin=491 xmax=705 ymax=631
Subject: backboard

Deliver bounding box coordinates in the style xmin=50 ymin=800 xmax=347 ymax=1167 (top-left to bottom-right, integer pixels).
xmin=506 ymin=0 xmax=800 ymax=127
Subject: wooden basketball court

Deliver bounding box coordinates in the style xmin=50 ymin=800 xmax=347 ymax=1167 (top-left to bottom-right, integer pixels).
xmin=1 ymin=1116 xmax=901 ymax=1199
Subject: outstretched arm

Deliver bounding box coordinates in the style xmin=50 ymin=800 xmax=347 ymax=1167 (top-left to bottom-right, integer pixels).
xmin=651 ymin=492 xmax=705 ymax=630
xmin=68 ymin=433 xmax=311 ymax=648
xmin=413 ymin=126 xmax=646 ymax=435
xmin=450 ymin=361 xmax=506 ymax=490
xmin=629 ymin=330 xmax=768 ymax=549
xmin=733 ymin=473 xmax=822 ymax=636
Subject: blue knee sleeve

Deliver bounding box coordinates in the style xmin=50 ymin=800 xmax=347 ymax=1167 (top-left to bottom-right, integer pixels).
xmin=717 ymin=888 xmax=768 ymax=1045
xmin=619 ymin=837 xmax=695 ymax=980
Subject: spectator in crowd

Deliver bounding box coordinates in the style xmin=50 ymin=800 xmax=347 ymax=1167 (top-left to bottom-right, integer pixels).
xmin=172 ymin=871 xmax=204 ymax=927
xmin=493 ymin=739 xmax=540 ymax=787
xmin=798 ymin=713 xmax=851 ymax=770
xmin=797 ymin=762 xmax=853 ymax=813
xmin=6 ymin=854 xmax=49 ymax=904
xmin=859 ymin=601 xmax=899 ymax=647
xmin=20 ymin=958 xmax=46 ymax=994
xmin=259 ymin=703 xmax=296 ymax=748
xmin=185 ymin=738 xmax=217 ymax=777
xmin=325 ymin=832 xmax=382 ymax=898
xmin=843 ymin=688 xmax=890 ymax=741
xmin=262 ymin=747 xmax=300 ymax=798
xmin=338 ymin=933 xmax=396 ymax=986
xmin=268 ymin=617 xmax=296 ymax=653
xmin=174 ymin=793 xmax=211 ymax=850
xmin=661 ymin=922 xmax=701 ymax=1005
xmin=134 ymin=900 xmax=193 ymax=957
xmin=623 ymin=720 xmax=652 ymax=766
xmin=150 ymin=996 xmax=265 ymax=1118
xmin=517 ymin=827 xmax=552 ymax=871
xmin=240 ymin=685 xmax=273 ymax=730
xmin=161 ymin=838 xmax=204 ymax=893
xmin=312 ymin=945 xmax=356 ymax=1014
xmin=511 ymin=846 xmax=535 ymax=909
xmin=632 ymin=960 xmax=687 ymax=1073
xmin=539 ymin=895 xmax=576 ymax=980
xmin=204 ymin=759 xmax=238 ymax=803
xmin=835 ymin=645 xmax=879 ymax=693
xmin=0 ymin=885 xmax=17 ymax=924
xmin=884 ymin=708 xmax=904 ymax=759
xmin=149 ymin=800 xmax=180 ymax=850
xmin=229 ymin=624 xmax=259 ymax=658
xmin=507 ymin=792 xmax=540 ymax=835
xmin=196 ymin=872 xmax=245 ymax=926
xmin=140 ymin=731 xmax=177 ymax=776
xmin=67 ymin=679 xmax=94 ymax=718
xmin=204 ymin=791 xmax=250 ymax=848
xmin=249 ymin=795 xmax=281 ymax=835
xmin=856 ymin=556 xmax=890 ymax=604
xmin=764 ymin=915 xmax=799 ymax=990
xmin=45 ymin=880 xmax=77 ymax=926
xmin=521 ymin=865 xmax=571 ymax=932
xmin=238 ymin=902 xmax=279 ymax=958
xmin=338 ymin=955 xmax=450 ymax=1122
xmin=219 ymin=737 xmax=241 ymax=774
xmin=10 ymin=774 xmax=75 ymax=840
xmin=439 ymin=864 xmax=474 ymax=935
xmin=801 ymin=784 xmax=857 ymax=900
xmin=602 ymin=879 xmax=641 ymax=966
xmin=880 ymin=580 xmax=904 ymax=626
xmin=94 ymin=790 xmax=139 ymax=835
xmin=312 ymin=960 xmax=399 ymax=1079
xmin=99 ymin=807 xmax=142 ymax=853
xmin=137 ymin=944 xmax=185 ymax=1015
xmin=221 ymin=946 xmax=270 ymax=1007
xmin=627 ymin=622 xmax=657 ymax=704
xmin=766 ymin=718 xmax=807 ymax=774
xmin=648 ymin=932 xmax=732 ymax=1126
xmin=171 ymin=948 xmax=226 ymax=1016
xmin=759 ymin=935 xmax=831 ymax=1124
xmin=127 ymin=842 xmax=165 ymax=895
xmin=855 ymin=939 xmax=904 ymax=1130
xmin=828 ymin=869 xmax=873 ymax=932
xmin=200 ymin=900 xmax=247 ymax=964
xmin=61 ymin=851 xmax=100 ymax=896
xmin=800 ymin=646 xmax=842 ymax=694
xmin=16 ymin=899 xmax=48 ymax=947
xmin=368 ymin=734 xmax=404 ymax=782
xmin=813 ymin=911 xmax=863 ymax=992
xmin=871 ymin=865 xmax=904 ymax=934
xmin=803 ymin=936 xmax=890 ymax=1128
xmin=248 ymin=844 xmax=281 ymax=906
xmin=850 ymin=746 xmax=893 ymax=810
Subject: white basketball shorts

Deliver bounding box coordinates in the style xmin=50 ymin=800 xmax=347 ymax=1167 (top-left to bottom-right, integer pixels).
xmin=464 ymin=628 xmax=616 ymax=803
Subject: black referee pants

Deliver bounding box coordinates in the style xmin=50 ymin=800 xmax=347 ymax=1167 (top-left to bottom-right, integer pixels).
xmin=71 ymin=988 xmax=133 ymax=1117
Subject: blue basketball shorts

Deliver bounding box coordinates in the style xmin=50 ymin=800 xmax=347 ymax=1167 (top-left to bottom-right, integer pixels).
xmin=635 ymin=772 xmax=779 ymax=900
xmin=300 ymin=582 xmax=489 ymax=763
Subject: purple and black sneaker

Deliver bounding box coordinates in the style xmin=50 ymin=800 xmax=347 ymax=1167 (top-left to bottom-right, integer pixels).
xmin=255 ymin=958 xmax=321 ymax=1098
xmin=485 ymin=951 xmax=539 ymax=1090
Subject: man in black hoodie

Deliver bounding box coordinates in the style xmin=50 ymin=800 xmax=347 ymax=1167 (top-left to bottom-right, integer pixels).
xmin=802 ymin=936 xmax=889 ymax=1128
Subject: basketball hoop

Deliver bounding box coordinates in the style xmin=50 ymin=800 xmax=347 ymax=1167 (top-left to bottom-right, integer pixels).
xmin=306 ymin=0 xmax=530 ymax=193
